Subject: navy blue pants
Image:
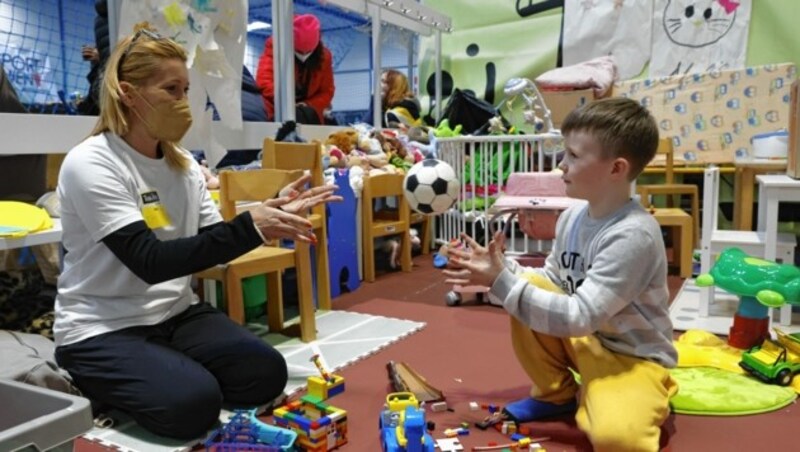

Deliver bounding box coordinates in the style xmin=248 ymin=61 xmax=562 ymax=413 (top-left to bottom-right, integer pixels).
xmin=55 ymin=303 xmax=287 ymax=439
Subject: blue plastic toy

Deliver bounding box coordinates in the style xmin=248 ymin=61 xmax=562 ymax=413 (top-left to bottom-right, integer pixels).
xmin=379 ymin=392 xmax=435 ymax=452
xmin=204 ymin=409 xmax=297 ymax=451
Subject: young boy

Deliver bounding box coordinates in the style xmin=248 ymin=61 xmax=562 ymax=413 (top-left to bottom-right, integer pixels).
xmin=444 ymin=97 xmax=678 ymax=452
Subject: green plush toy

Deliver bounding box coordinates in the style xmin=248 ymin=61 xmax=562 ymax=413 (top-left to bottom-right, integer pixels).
xmin=433 ymin=119 xmax=463 ymax=137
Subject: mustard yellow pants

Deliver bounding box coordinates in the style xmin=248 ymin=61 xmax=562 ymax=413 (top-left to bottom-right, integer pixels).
xmin=510 ymin=316 xmax=678 ymax=452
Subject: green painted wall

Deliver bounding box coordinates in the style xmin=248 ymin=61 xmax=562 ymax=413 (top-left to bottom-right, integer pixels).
xmin=419 ymin=0 xmax=798 ymax=111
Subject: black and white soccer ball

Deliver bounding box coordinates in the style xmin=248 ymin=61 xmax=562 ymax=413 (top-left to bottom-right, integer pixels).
xmin=403 ymin=159 xmax=459 ymax=215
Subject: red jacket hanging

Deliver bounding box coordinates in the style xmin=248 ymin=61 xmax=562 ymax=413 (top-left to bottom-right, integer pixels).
xmin=256 ymin=36 xmax=335 ymax=123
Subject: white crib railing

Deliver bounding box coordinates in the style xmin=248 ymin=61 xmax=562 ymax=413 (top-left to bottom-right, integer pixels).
xmin=435 ymin=133 xmax=564 ymax=255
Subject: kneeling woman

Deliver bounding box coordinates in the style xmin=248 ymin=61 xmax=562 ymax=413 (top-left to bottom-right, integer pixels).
xmin=54 ymin=23 xmax=340 ymax=439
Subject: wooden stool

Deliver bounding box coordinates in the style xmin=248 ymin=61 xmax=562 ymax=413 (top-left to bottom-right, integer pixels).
xmin=651 ymin=208 xmax=693 ymax=279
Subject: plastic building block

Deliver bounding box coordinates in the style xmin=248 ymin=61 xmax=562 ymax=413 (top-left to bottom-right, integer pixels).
xmin=272 ymin=369 xmax=347 ymax=451
xmin=273 ymin=397 xmax=347 ymax=452
xmin=430 ymin=402 xmax=448 ymax=412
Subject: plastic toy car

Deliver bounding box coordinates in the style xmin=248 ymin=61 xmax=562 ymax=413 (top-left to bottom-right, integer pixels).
xmin=379 ymin=392 xmax=435 ymax=452
xmin=740 ymin=328 xmax=800 ymax=386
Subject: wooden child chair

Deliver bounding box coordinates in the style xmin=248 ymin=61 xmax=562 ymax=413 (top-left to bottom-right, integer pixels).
xmin=195 ymin=168 xmax=317 ymax=342
xmin=262 ymin=137 xmax=332 ymax=311
xmin=362 ymin=173 xmax=413 ymax=282
xmin=637 ymin=138 xmax=700 ymax=248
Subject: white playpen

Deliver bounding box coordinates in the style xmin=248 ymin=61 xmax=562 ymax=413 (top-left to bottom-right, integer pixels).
xmin=434 ymin=132 xmax=564 ymax=256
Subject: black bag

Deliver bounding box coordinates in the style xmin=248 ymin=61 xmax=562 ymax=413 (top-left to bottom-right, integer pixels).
xmin=440 ymin=88 xmax=499 ymax=135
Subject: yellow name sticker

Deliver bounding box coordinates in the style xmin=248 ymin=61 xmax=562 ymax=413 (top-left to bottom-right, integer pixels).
xmin=140 ymin=191 xmax=171 ymax=229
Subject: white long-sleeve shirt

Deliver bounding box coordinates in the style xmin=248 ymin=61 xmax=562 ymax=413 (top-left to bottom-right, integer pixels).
xmin=490 ymin=200 xmax=678 ymax=367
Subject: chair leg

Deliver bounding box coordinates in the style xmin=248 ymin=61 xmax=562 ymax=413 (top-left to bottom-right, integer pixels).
xmin=196 ymin=277 xmax=206 ymax=302
xmin=699 ymin=246 xmax=713 ymax=318
xmin=400 ymin=230 xmax=412 ymax=273
xmin=639 ymin=188 xmax=651 ymax=209
xmin=295 ymin=242 xmax=316 ymax=342
xmin=420 ymin=217 xmax=431 ymax=255
xmin=226 ymin=272 xmax=246 ymax=325
xmin=778 ymin=305 xmax=793 ymax=326
xmin=315 ymin=225 xmax=332 ymax=310
xmin=364 ymin=230 xmax=376 ymax=283
xmin=678 ymin=220 xmax=692 ymax=279
xmin=266 ymin=272 xmax=283 ymax=333
xmin=691 ymin=193 xmax=700 ymax=249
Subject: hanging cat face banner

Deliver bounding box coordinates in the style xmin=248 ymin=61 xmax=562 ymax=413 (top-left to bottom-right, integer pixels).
xmin=650 ymin=0 xmax=751 ymax=77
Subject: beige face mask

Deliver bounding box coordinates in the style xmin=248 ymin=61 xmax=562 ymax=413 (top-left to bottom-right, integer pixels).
xmin=132 ymin=88 xmax=193 ymax=142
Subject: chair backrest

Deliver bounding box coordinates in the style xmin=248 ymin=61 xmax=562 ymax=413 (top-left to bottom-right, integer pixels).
xmin=657 ymin=138 xmax=675 ymax=184
xmin=262 ymin=138 xmax=323 ymax=185
xmin=701 ymin=166 xmax=720 ymax=248
xmin=262 ymin=138 xmax=325 ymax=216
xmin=218 ymin=168 xmax=304 ymax=221
xmin=362 ymin=173 xmax=410 ymax=224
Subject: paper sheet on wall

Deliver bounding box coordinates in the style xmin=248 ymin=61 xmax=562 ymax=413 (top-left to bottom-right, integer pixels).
xmin=650 ymin=0 xmax=751 ymax=77
xmin=613 ymin=63 xmax=796 ymax=165
xmin=118 ymin=0 xmax=245 ymax=158
xmin=562 ymin=0 xmax=653 ymax=80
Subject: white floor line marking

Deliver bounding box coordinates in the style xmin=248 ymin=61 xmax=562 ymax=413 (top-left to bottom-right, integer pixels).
xmin=276 ymin=316 xmax=379 ymax=358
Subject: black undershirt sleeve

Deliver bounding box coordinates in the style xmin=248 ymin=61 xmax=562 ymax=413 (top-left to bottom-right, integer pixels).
xmin=101 ymin=211 xmax=264 ymax=284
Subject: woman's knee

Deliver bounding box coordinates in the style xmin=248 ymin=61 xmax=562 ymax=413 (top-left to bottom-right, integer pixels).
xmin=135 ymin=376 xmax=223 ymax=440
xmin=221 ymin=343 xmax=288 ymax=405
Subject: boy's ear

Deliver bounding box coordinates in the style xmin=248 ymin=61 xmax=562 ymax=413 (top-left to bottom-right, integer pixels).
xmin=610 ymin=157 xmax=631 ymax=180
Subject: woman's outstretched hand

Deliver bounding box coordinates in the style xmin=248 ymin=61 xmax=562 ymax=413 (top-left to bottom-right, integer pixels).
xmin=250 ymin=201 xmax=316 ymax=243
xmin=270 ymin=173 xmax=343 ymax=215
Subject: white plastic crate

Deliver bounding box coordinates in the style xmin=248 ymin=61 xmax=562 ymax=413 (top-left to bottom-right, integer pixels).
xmin=0 ymin=379 xmax=93 ymax=452
xmin=435 ymin=132 xmax=564 ymax=255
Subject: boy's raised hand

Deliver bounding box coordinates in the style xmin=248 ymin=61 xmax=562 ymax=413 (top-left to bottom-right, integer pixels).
xmin=443 ymin=231 xmax=506 ymax=288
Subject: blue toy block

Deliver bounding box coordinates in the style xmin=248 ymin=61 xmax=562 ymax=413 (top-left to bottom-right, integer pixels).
xmin=327 ymin=382 xmax=345 ymax=398
xmin=327 ymin=169 xmax=360 ymax=298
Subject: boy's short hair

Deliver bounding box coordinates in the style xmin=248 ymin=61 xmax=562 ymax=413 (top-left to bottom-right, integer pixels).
xmin=561 ymin=97 xmax=659 ymax=180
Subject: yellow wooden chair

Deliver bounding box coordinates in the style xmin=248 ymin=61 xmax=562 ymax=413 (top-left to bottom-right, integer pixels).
xmin=635 ymin=138 xmax=697 ymax=278
xmin=637 ymin=138 xmax=700 ymax=248
xmin=362 ymin=173 xmax=413 ymax=282
xmin=196 ymin=168 xmax=316 ymax=342
xmin=261 ymin=137 xmax=332 ymax=311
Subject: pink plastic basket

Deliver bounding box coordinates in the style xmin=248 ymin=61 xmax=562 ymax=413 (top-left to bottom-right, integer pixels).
xmin=492 ymin=173 xmax=584 ymax=240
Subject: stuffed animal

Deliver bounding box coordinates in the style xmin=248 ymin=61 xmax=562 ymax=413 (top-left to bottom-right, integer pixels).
xmin=325 ymin=129 xmax=359 ymax=154
xmin=407 ymin=125 xmax=431 ymax=144
xmin=433 ymin=119 xmax=463 ymax=138
xmin=358 ymin=134 xmax=382 ymax=155
xmin=323 ymin=145 xmax=347 ymax=169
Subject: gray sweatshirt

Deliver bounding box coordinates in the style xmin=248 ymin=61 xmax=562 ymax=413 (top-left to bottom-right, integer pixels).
xmin=490 ymin=199 xmax=678 ymax=368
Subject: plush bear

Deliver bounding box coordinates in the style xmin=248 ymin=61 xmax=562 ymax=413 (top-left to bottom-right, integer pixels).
xmin=376 ymin=130 xmax=414 ymax=173
xmin=324 ymin=129 xmax=359 ymax=154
